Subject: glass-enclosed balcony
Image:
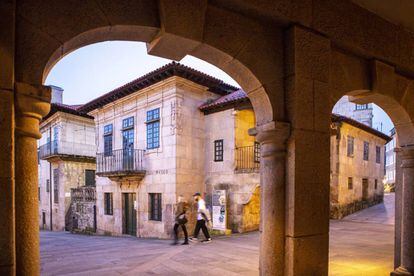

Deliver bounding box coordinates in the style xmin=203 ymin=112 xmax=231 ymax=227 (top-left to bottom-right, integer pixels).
xmin=38 ymin=140 xmax=96 ymax=161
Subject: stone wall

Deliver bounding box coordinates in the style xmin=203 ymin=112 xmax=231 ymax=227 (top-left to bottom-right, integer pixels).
xmin=70 ymin=186 xmax=96 ymax=233
xmin=330 ymin=121 xmax=387 ymax=219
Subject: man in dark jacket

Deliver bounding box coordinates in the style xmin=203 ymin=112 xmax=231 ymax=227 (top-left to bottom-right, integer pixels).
xmin=172 ymin=195 xmax=189 ymax=245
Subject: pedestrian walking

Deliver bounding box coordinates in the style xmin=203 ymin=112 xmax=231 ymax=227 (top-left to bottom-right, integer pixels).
xmin=172 ymin=195 xmax=189 ymax=245
xmin=189 ymin=192 xmax=212 ymax=243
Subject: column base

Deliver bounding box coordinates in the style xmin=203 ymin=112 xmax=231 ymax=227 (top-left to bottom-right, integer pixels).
xmin=391 ymin=267 xmax=412 ymax=276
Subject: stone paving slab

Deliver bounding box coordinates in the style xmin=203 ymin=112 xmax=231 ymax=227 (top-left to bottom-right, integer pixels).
xmin=41 ymin=194 xmax=396 ymax=275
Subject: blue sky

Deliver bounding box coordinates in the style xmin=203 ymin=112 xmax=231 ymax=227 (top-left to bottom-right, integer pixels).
xmin=45 ymin=41 xmax=394 ymax=135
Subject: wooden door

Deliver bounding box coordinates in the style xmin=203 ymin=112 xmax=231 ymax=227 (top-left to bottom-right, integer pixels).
xmin=122 ymin=193 xmax=137 ymax=236
xmin=362 ymin=179 xmax=369 ymax=201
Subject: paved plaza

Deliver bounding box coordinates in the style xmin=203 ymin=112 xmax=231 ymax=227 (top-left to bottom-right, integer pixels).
xmin=41 ymin=194 xmax=395 ymax=276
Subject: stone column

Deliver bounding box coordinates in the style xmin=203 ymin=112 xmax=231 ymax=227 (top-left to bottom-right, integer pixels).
xmin=14 ymin=83 xmax=51 ymax=276
xmin=392 ymin=146 xmax=414 ymax=275
xmin=256 ymin=121 xmax=290 ymax=276
xmin=395 ymin=147 xmax=403 ymax=269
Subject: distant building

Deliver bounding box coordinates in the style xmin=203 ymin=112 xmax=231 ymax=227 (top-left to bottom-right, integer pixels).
xmin=38 ymin=87 xmax=96 ymax=231
xmin=385 ymin=128 xmax=398 ymax=187
xmin=332 ymin=96 xmax=374 ymax=127
xmin=330 ymin=114 xmax=391 ymax=219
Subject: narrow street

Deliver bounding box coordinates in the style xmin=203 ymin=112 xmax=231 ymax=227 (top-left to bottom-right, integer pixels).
xmin=41 ymin=194 xmax=395 ymax=275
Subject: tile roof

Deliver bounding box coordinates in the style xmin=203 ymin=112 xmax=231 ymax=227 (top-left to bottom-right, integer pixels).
xmin=78 ymin=62 xmax=239 ymax=114
xmin=43 ymin=103 xmax=94 ymax=121
xmin=199 ymin=89 xmax=249 ymax=112
xmin=331 ymin=113 xmax=392 ymax=142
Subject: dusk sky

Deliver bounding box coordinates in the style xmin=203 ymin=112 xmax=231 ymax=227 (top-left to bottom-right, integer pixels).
xmin=45 ymin=41 xmax=394 ymax=135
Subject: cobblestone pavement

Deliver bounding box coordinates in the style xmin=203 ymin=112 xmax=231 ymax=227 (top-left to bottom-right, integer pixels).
xmin=41 ymin=194 xmax=395 ymax=276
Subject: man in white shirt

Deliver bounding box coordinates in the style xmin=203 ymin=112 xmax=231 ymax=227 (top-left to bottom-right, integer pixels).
xmin=189 ymin=192 xmax=212 ymax=243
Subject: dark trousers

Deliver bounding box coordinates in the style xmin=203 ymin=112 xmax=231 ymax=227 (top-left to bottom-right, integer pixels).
xmin=174 ymin=223 xmax=188 ymax=242
xmin=193 ymin=219 xmax=210 ymax=239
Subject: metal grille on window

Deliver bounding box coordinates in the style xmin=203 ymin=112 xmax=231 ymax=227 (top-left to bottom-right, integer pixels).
xmin=214 ymin=140 xmax=224 ymax=162
xmin=149 ymin=193 xmax=162 ymax=221
xmin=104 ymin=193 xmax=113 ymax=215
xmin=146 ymin=108 xmax=160 ymax=149
xmin=254 ymin=142 xmax=260 ymax=163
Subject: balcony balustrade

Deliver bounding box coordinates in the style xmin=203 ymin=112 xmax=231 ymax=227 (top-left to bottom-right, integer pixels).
xmin=235 ymin=144 xmax=260 ymax=173
xmin=96 ymin=149 xmax=146 ymax=180
xmin=38 ymin=140 xmax=96 ymax=161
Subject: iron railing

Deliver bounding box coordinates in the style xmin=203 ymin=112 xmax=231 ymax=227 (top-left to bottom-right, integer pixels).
xmin=235 ymin=144 xmax=260 ymax=172
xmin=96 ymin=149 xmax=145 ymax=175
xmin=38 ymin=140 xmax=96 ymax=159
xmin=71 ymin=186 xmax=96 ymax=202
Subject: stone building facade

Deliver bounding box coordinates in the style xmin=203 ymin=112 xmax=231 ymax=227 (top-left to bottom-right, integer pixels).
xmin=385 ymin=128 xmax=398 ymax=188
xmin=79 ymin=63 xmax=261 ymax=238
xmin=38 ymin=100 xmax=96 ymax=231
xmin=330 ymin=114 xmax=391 ymax=219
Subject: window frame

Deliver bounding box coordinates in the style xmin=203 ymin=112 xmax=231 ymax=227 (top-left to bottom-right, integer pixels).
xmin=103 ymin=124 xmax=113 ymax=156
xmin=214 ymin=139 xmax=224 ymax=162
xmin=53 ymin=169 xmax=59 ymax=204
xmin=104 ymin=193 xmax=113 ymax=215
xmin=347 ymin=177 xmax=353 ymax=190
xmin=254 ymin=141 xmax=261 ymax=163
xmin=376 ymin=146 xmax=381 ymax=164
xmin=122 ymin=116 xmax=134 ymax=130
xmin=146 ymin=108 xmax=161 ymax=150
xmin=355 ymin=103 xmax=369 ymax=110
xmin=363 ymin=141 xmax=369 ymax=161
xmin=85 ymin=170 xmax=96 ymax=187
xmin=347 ymin=136 xmax=354 ymax=157
xmin=149 ymin=193 xmax=162 ymax=221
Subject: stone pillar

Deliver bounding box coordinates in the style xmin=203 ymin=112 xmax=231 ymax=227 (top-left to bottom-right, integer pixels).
xmin=392 ymin=146 xmax=414 ymax=275
xmin=284 ymin=26 xmax=331 ymax=275
xmin=256 ymin=121 xmax=290 ymax=276
xmin=14 ymin=83 xmax=51 ymax=276
xmin=0 ymin=1 xmax=16 ymax=275
xmin=395 ymin=147 xmax=403 ymax=269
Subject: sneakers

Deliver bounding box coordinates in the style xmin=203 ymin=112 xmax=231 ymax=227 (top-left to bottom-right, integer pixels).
xmin=189 ymin=237 xmax=198 ymax=242
xmin=201 ymin=238 xmax=212 ymax=244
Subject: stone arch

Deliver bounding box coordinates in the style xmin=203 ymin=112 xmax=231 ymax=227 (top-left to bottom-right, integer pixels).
xmin=330 ymin=50 xmax=414 ymax=146
xmin=16 ymin=1 xmax=283 ymax=126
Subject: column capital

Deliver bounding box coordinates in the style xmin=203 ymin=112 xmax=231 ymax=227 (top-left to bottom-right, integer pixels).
xmin=400 ymin=145 xmax=414 ymax=168
xmin=256 ymin=121 xmax=290 ymax=158
xmin=256 ymin=121 xmax=291 ymax=144
xmin=15 ymin=82 xmax=51 ymax=139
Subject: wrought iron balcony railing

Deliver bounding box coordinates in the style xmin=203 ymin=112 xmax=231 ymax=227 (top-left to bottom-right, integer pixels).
xmin=235 ymin=144 xmax=260 ymax=172
xmin=38 ymin=140 xmax=96 ymax=160
xmin=96 ymin=149 xmax=146 ymax=178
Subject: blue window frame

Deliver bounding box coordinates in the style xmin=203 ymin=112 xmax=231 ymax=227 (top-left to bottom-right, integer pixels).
xmin=122 ymin=117 xmax=134 ymax=129
xmin=146 ymin=108 xmax=160 ymax=149
xmin=103 ymin=124 xmax=113 ymax=156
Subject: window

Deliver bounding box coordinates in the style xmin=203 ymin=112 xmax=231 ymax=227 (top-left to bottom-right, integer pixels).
xmin=254 ymin=142 xmax=260 ymax=163
xmin=347 ymin=136 xmax=354 ymax=157
xmin=38 ymin=186 xmax=41 ymax=201
xmin=355 ymin=104 xmax=369 ymax=110
xmin=363 ymin=141 xmax=369 ymax=161
xmin=376 ymin=146 xmax=381 ymax=164
xmin=104 ymin=193 xmax=113 ymax=215
xmin=104 ymin=124 xmax=113 ymax=156
xmin=85 ymin=170 xmax=96 ymax=187
xmin=375 ymin=179 xmax=378 ymax=190
xmin=146 ymin=108 xmax=160 ymax=149
xmin=122 ymin=116 xmax=134 ymax=129
xmin=214 ymin=140 xmax=224 ymax=162
xmin=53 ymin=169 xmax=59 ymax=204
xmin=149 ymin=193 xmax=162 ymax=221
xmin=348 ymin=177 xmax=353 ymax=190
xmin=46 ymin=179 xmax=50 ymax=193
